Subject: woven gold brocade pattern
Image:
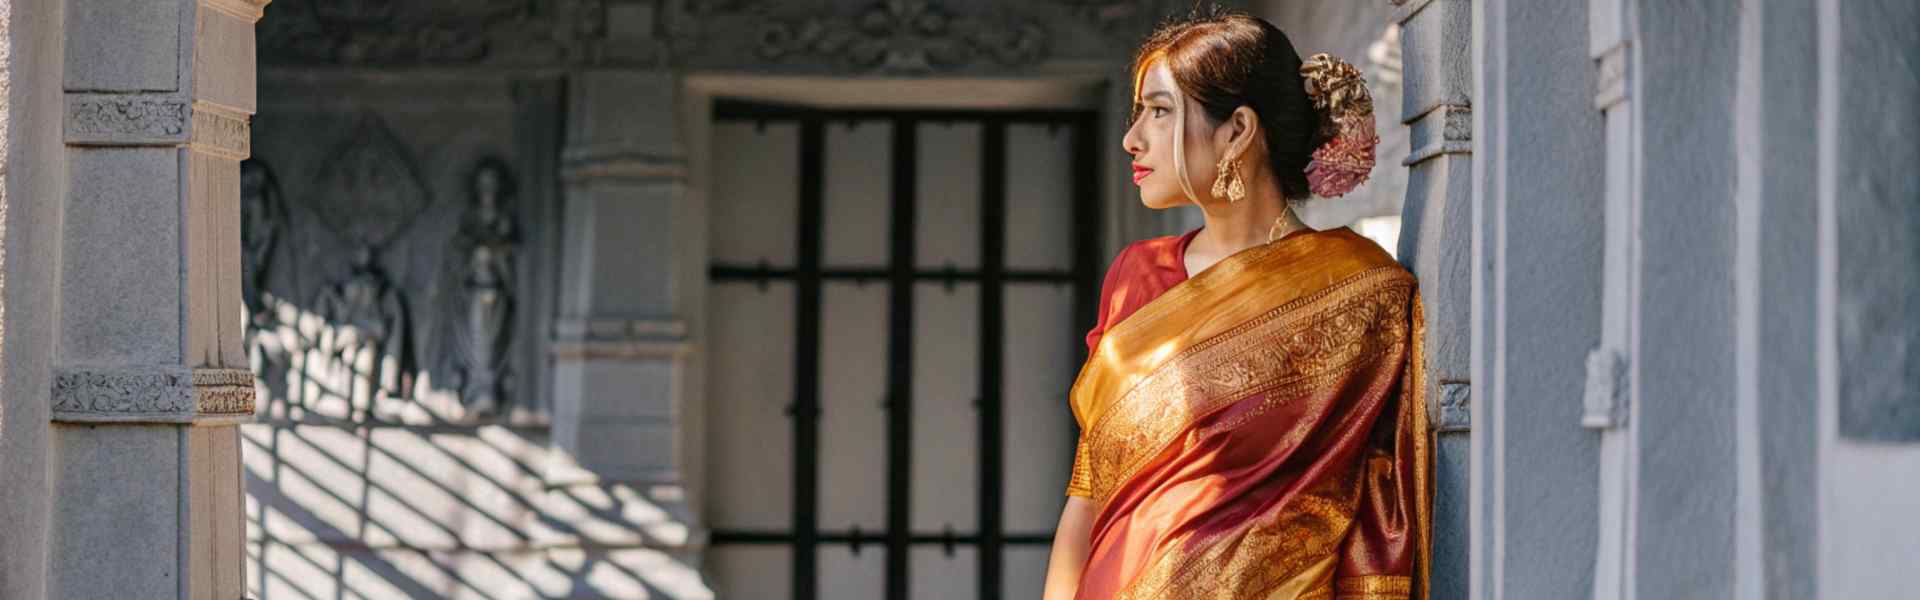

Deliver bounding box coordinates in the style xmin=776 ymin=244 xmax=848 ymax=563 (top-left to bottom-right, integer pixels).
xmin=1067 ymin=435 xmax=1093 ymax=497
xmin=1335 ymin=575 xmax=1413 ymax=599
xmin=1113 ymin=465 xmax=1364 ymax=600
xmin=1084 ymin=268 xmax=1415 ymax=506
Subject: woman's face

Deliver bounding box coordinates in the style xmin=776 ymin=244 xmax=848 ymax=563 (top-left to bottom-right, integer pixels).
xmin=1123 ymin=61 xmax=1225 ymax=210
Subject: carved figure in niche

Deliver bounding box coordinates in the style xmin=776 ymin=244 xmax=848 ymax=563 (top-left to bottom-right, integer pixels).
xmin=440 ymin=158 xmax=520 ymax=417
xmin=302 ymin=111 xmax=429 ymax=421
xmin=313 ymin=245 xmax=415 ymax=422
xmin=241 ymin=159 xmax=300 ymax=415
xmin=240 ymin=159 xmax=286 ymax=330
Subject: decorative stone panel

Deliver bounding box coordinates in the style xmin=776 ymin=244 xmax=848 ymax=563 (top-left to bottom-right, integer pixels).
xmin=52 ymin=366 xmax=257 ymax=424
xmin=65 ymin=93 xmax=192 ymax=145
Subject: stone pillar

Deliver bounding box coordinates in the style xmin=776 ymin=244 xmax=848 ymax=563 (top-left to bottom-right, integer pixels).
xmin=1582 ymin=0 xmax=1637 ymax=596
xmin=1470 ymin=0 xmax=1607 ymax=596
xmin=1388 ymin=0 xmax=1471 ymax=597
xmin=549 ymin=69 xmax=698 ymax=507
xmin=48 ymin=0 xmax=264 ymax=597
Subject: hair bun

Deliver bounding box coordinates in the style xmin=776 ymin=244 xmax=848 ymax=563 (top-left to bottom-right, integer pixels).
xmin=1300 ymin=53 xmax=1378 ymax=198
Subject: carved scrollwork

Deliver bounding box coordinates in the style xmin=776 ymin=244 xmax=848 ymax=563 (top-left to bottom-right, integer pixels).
xmin=51 ymin=366 xmax=256 ymax=423
xmin=755 ymin=0 xmax=1046 ymax=72
xmin=191 ymin=104 xmax=252 ymax=160
xmin=65 ymin=94 xmax=191 ymax=145
xmin=260 ymin=0 xmax=607 ymax=65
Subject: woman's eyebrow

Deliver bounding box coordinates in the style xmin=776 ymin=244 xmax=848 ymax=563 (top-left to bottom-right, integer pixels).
xmin=1141 ymin=91 xmax=1173 ymax=102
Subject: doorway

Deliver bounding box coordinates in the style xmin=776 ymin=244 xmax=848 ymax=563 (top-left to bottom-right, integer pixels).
xmin=703 ymin=100 xmax=1102 ymax=599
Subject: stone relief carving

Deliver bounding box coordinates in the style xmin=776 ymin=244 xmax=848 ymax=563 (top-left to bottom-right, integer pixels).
xmin=439 ymin=158 xmax=521 ymax=417
xmin=310 ymin=113 xmax=430 ymax=249
xmin=244 ymin=111 xmax=545 ymax=424
xmin=241 ymin=159 xmax=287 ymax=331
xmin=260 ymin=0 xmax=606 ymax=65
xmin=194 ymin=369 xmax=260 ymax=417
xmin=65 ymin=94 xmax=190 ymax=144
xmin=756 ymin=0 xmax=1047 ymax=72
xmin=191 ymin=105 xmax=252 ymax=160
xmin=1051 ymin=0 xmax=1191 ymax=41
xmin=313 ymin=246 xmax=416 ymax=422
xmin=53 ymin=368 xmax=194 ymax=416
xmin=51 ymin=366 xmax=256 ymax=423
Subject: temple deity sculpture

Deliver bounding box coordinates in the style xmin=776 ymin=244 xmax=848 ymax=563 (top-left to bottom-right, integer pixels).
xmin=313 ymin=245 xmax=414 ymax=422
xmin=240 ymin=159 xmax=285 ymax=330
xmin=445 ymin=158 xmax=519 ymax=417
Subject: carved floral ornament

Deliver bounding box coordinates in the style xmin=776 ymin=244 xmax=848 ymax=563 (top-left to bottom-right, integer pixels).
xmin=756 ymin=0 xmax=1046 ymax=72
xmin=258 ymin=0 xmax=1178 ymax=68
xmin=260 ymin=0 xmax=606 ymax=65
xmin=51 ymin=366 xmax=256 ymax=424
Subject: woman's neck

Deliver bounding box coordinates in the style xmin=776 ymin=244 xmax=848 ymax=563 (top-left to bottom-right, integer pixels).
xmin=1186 ymin=177 xmax=1302 ymax=273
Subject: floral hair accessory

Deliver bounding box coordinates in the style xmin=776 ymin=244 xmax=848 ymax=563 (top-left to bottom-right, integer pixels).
xmin=1300 ymin=53 xmax=1378 ymax=198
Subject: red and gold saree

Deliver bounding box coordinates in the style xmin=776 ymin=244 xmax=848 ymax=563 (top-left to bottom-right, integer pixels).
xmin=1066 ymin=227 xmax=1431 ymax=600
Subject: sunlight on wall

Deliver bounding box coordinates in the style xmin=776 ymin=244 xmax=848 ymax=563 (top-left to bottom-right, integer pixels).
xmin=1354 ymin=215 xmax=1402 ymax=259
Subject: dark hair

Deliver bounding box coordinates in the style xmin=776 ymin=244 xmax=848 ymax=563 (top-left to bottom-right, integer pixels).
xmin=1131 ymin=11 xmax=1319 ymax=200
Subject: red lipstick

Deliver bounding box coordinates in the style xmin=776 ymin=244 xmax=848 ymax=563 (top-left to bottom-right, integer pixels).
xmin=1131 ymin=164 xmax=1153 ymax=185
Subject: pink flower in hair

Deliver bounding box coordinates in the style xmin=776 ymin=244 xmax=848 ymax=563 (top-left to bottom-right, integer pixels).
xmin=1300 ymin=53 xmax=1379 ymax=198
xmin=1306 ymin=121 xmax=1378 ymax=198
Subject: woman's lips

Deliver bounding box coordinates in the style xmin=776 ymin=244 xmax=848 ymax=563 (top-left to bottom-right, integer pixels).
xmin=1131 ymin=165 xmax=1153 ymax=184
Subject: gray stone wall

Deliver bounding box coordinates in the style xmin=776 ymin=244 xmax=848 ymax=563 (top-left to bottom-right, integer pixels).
xmin=1472 ymin=0 xmax=1605 ymax=596
xmin=1821 ymin=0 xmax=1920 ymax=595
xmin=0 ymin=0 xmax=58 ymax=597
xmin=1634 ymin=1 xmax=1740 ymax=595
xmin=1749 ymin=1 xmax=1820 ymax=597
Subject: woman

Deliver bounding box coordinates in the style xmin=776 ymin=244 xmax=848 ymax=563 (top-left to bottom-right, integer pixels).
xmin=1042 ymin=11 xmax=1431 ymax=600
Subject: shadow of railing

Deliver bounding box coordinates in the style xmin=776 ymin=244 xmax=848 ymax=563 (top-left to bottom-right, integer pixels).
xmin=242 ymin=296 xmax=710 ymax=599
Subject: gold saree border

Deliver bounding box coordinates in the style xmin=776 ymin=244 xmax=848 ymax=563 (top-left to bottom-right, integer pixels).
xmin=1070 ymin=228 xmax=1400 ymax=429
xmin=1405 ymin=293 xmax=1433 ymax=600
xmin=1112 ymin=467 xmax=1363 ymax=600
xmin=1335 ymin=575 xmax=1413 ymax=600
xmin=1082 ymin=268 xmax=1414 ymax=505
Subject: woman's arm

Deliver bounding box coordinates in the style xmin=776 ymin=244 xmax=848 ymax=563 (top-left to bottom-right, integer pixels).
xmin=1042 ymin=496 xmax=1095 ymax=600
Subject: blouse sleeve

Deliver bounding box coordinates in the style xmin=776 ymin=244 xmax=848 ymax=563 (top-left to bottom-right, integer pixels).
xmin=1065 ymin=243 xmax=1139 ymax=498
xmin=1082 ymin=242 xmax=1139 ymax=354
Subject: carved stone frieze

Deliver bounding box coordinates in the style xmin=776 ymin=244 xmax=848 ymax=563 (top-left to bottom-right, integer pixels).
xmin=191 ymin=103 xmax=252 ymax=160
xmin=65 ymin=93 xmax=191 ymax=146
xmin=755 ymin=0 xmax=1046 ymax=72
xmin=52 ymin=366 xmax=257 ymax=424
xmin=260 ymin=0 xmax=607 ymax=65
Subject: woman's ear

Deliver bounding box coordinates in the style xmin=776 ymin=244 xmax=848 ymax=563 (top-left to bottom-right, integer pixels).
xmin=1224 ymin=106 xmax=1261 ymax=162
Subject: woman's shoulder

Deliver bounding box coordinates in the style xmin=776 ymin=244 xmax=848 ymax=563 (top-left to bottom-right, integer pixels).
xmin=1107 ymin=230 xmax=1195 ymax=277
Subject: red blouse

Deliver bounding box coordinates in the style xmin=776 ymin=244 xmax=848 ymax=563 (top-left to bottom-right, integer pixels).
xmin=1083 ymin=228 xmax=1203 ymax=353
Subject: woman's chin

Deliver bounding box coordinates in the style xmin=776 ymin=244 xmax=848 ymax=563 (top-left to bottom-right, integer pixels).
xmin=1138 ymin=189 xmax=1187 ymax=210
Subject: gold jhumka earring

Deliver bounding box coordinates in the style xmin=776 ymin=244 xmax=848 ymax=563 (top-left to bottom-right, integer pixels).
xmin=1211 ymin=156 xmax=1247 ymax=203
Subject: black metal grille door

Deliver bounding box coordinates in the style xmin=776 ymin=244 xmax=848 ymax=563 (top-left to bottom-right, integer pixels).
xmin=707 ymin=100 xmax=1101 ymax=599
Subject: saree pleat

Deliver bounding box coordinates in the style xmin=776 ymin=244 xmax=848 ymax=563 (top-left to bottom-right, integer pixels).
xmin=1066 ymin=228 xmax=1431 ymax=600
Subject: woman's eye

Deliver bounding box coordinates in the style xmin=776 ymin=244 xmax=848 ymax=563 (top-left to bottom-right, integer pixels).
xmin=1150 ymin=107 xmax=1170 ymax=118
